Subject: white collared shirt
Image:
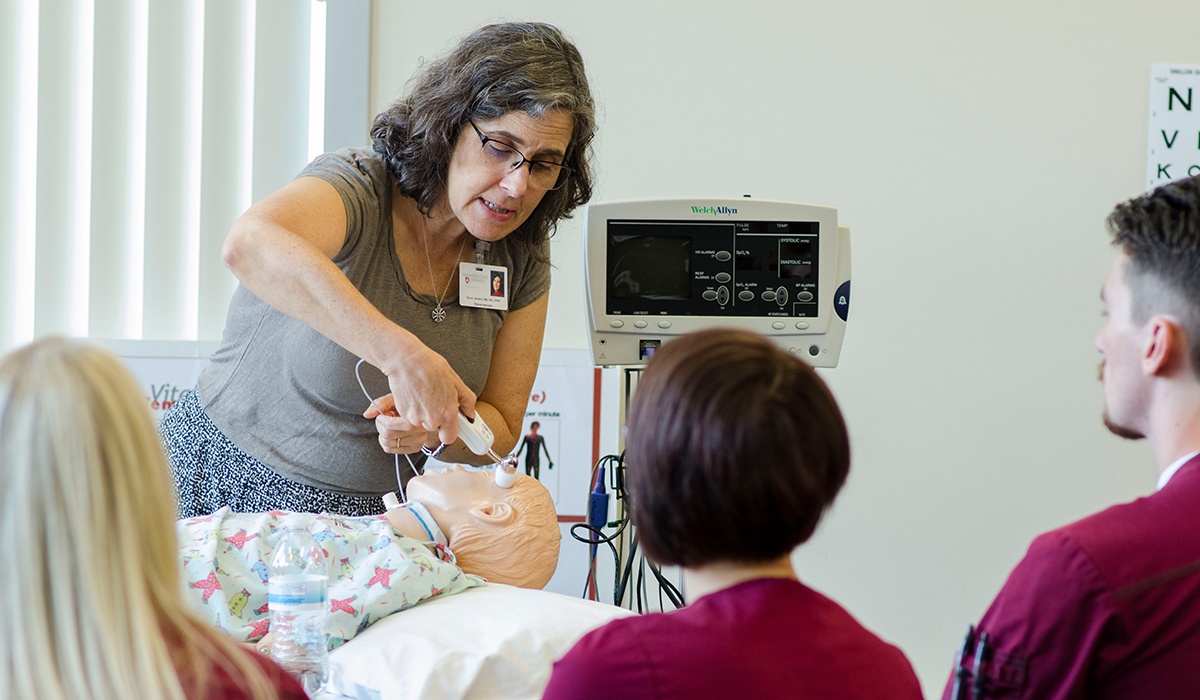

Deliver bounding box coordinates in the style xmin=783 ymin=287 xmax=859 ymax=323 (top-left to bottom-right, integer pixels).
xmin=1157 ymin=450 xmax=1200 ymax=491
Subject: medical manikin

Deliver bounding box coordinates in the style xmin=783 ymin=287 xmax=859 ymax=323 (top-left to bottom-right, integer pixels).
xmin=178 ymin=468 xmax=559 ymax=649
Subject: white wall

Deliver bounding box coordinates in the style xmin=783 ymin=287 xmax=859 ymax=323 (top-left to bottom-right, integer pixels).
xmin=371 ymin=1 xmax=1200 ymax=692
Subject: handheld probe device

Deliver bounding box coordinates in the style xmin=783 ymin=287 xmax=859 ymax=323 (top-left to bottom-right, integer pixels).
xmin=383 ymin=412 xmax=518 ymax=514
xmin=422 ymin=412 xmax=519 ymax=488
xmin=355 ymin=358 xmax=517 ymax=507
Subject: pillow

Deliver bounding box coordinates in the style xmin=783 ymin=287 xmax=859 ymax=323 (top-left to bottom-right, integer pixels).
xmin=325 ymin=584 xmax=636 ymax=700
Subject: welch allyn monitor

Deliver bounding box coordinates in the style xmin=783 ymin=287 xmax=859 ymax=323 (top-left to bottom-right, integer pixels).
xmin=583 ymin=197 xmax=851 ymax=367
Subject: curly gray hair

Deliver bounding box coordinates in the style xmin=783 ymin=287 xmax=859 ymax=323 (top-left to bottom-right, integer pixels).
xmin=371 ymin=22 xmax=596 ymax=262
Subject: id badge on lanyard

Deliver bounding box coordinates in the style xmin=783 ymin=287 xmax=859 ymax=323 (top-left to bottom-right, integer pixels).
xmin=459 ymin=262 xmax=509 ymax=311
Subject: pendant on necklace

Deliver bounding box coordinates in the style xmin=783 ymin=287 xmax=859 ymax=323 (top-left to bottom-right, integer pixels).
xmin=431 ymin=306 xmax=447 ymax=323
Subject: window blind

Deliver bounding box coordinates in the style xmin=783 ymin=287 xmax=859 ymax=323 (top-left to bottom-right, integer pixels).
xmin=0 ymin=0 xmax=368 ymax=353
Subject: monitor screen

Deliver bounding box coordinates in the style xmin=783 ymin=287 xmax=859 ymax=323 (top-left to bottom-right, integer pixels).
xmin=608 ymin=235 xmax=692 ymax=300
xmin=605 ymin=219 xmax=819 ymax=318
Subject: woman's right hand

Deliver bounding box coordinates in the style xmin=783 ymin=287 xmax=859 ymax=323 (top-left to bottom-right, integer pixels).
xmin=374 ymin=344 xmax=476 ymax=447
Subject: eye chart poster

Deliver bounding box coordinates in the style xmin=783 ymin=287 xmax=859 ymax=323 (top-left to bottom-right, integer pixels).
xmin=1148 ymin=65 xmax=1200 ymax=190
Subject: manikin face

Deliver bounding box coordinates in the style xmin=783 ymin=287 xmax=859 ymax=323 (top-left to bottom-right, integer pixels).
xmin=444 ymin=110 xmax=574 ymax=242
xmin=406 ymin=465 xmax=514 ymax=536
xmin=1095 ymin=251 xmax=1148 ymax=440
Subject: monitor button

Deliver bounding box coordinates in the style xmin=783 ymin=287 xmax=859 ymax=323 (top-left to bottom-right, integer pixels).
xmin=775 ymin=287 xmax=788 ymax=305
xmin=798 ymin=291 xmax=814 ymax=302
xmin=716 ymin=287 xmax=730 ymax=305
xmin=634 ymin=320 xmax=649 ymax=328
xmin=761 ymin=290 xmax=776 ymax=302
xmin=658 ymin=320 xmax=672 ymax=329
xmin=738 ymin=290 xmax=755 ymax=301
xmin=715 ymin=250 xmax=732 ymax=262
xmin=795 ymin=321 xmax=809 ymax=330
xmin=702 ymin=290 xmax=718 ymax=301
xmin=610 ymin=320 xmax=624 ymax=328
xmin=715 ymin=272 xmax=731 ymax=283
xmin=771 ymin=321 xmax=785 ymax=330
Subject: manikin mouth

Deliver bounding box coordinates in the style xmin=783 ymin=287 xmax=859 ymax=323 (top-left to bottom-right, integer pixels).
xmin=482 ymin=198 xmax=514 ymax=214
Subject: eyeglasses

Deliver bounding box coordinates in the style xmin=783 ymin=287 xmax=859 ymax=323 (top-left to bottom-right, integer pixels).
xmin=469 ymin=121 xmax=573 ymax=191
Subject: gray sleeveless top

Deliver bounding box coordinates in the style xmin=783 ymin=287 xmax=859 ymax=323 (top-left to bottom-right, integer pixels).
xmin=198 ymin=148 xmax=551 ymax=496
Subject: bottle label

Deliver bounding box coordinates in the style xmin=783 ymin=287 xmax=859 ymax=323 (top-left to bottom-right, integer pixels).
xmin=268 ymin=574 xmax=328 ymax=611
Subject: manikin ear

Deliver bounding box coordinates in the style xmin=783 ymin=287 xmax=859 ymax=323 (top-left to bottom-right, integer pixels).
xmin=468 ymin=502 xmax=516 ymax=528
xmin=1142 ymin=317 xmax=1183 ymax=377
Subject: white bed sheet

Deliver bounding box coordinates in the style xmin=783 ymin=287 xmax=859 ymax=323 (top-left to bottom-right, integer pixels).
xmin=323 ymin=584 xmax=635 ymax=700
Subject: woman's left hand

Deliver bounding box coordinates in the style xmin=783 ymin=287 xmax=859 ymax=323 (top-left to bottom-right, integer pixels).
xmin=364 ymin=394 xmax=438 ymax=455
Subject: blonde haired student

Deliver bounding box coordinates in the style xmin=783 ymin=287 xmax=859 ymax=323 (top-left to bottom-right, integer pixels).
xmin=0 ymin=337 xmax=306 ymax=700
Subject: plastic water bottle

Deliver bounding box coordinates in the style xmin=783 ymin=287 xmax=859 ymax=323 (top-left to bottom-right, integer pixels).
xmin=269 ymin=513 xmax=329 ymax=694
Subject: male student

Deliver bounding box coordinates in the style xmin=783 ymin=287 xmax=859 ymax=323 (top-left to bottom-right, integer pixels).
xmin=944 ymin=175 xmax=1200 ymax=698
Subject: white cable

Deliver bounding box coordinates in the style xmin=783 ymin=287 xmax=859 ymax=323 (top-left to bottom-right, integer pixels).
xmin=355 ymin=358 xmax=422 ymax=502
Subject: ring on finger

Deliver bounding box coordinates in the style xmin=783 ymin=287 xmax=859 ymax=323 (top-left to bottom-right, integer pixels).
xmin=395 ymin=437 xmax=401 ymax=449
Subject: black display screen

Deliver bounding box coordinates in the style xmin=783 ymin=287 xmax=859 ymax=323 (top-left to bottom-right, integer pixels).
xmin=605 ymin=219 xmax=819 ymax=318
xmin=608 ymin=235 xmax=692 ymax=300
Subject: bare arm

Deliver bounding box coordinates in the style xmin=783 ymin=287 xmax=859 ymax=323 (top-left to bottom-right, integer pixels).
xmin=368 ymin=292 xmax=549 ymax=465
xmin=222 ymin=177 xmax=473 ymax=445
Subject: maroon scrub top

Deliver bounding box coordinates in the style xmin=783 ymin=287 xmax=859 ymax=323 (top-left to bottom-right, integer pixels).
xmin=544 ymin=577 xmax=923 ymax=700
xmin=943 ymin=455 xmax=1200 ymax=699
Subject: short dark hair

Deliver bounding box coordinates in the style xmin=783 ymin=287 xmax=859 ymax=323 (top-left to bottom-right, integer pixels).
xmin=370 ymin=22 xmax=595 ymax=264
xmin=1108 ymin=175 xmax=1200 ymax=376
xmin=626 ymin=328 xmax=851 ymax=567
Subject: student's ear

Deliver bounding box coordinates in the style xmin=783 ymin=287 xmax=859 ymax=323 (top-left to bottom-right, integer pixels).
xmin=470 ymin=502 xmax=515 ymax=527
xmin=1143 ymin=317 xmax=1184 ymax=376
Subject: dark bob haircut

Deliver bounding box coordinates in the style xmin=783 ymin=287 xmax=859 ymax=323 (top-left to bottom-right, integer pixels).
xmin=370 ymin=22 xmax=596 ymax=264
xmin=626 ymin=328 xmax=851 ymax=567
xmin=1108 ymin=175 xmax=1200 ymax=377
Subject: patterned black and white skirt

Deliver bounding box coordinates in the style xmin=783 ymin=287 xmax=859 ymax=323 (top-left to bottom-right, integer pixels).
xmin=160 ymin=390 xmax=387 ymax=518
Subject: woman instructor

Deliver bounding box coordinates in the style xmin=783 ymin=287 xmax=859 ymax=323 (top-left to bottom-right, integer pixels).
xmin=163 ymin=23 xmax=595 ymax=518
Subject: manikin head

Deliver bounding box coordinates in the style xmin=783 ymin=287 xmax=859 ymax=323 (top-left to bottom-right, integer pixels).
xmin=406 ymin=466 xmax=560 ymax=588
xmin=625 ymin=328 xmax=851 ymax=568
xmin=1097 ymin=175 xmax=1200 ymax=440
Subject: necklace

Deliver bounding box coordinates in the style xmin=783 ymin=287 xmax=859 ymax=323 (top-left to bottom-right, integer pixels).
xmin=420 ymin=217 xmax=468 ymax=323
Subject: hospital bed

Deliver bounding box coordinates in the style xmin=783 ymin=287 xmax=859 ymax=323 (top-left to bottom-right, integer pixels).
xmin=317 ymin=583 xmax=634 ymax=700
